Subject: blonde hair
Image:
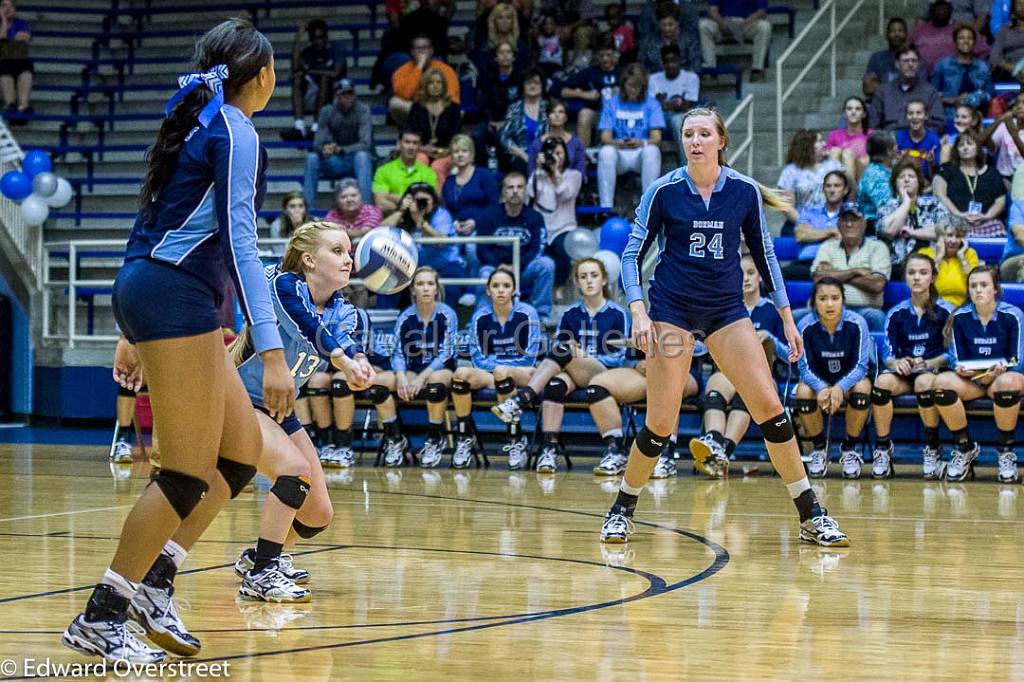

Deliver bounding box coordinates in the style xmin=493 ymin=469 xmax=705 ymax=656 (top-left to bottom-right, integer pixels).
xmin=412 ymin=265 xmax=445 ymax=303
xmin=415 ymin=67 xmax=450 ymax=104
xmin=231 ymin=221 xmax=345 ymax=365
xmin=487 ymin=2 xmax=520 ymax=49
xmin=680 ymin=107 xmax=792 ymax=213
xmin=450 ymin=133 xmax=475 ymax=157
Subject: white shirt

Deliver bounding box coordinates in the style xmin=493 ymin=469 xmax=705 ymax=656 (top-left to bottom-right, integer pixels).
xmin=648 ymin=69 xmax=700 ymax=103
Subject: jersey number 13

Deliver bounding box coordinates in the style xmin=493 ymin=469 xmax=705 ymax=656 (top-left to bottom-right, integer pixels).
xmin=689 ymin=232 xmax=724 ymax=259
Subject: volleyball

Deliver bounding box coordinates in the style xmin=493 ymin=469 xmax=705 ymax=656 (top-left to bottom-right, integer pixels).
xmin=354 ymin=227 xmax=419 ymax=295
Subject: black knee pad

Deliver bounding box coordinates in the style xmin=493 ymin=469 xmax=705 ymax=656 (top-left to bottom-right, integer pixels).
xmin=331 ymin=377 xmax=352 ymax=398
xmin=425 ymin=382 xmax=448 ymax=403
xmin=292 ymin=518 xmax=328 ymax=539
xmin=117 ymin=386 xmax=136 ymax=398
xmin=546 ymin=340 xmax=574 ymax=369
xmin=305 ymin=387 xmax=329 ymax=398
xmin=297 ymin=384 xmax=311 ymax=399
xmin=150 ymin=469 xmax=208 ymax=520
xmin=270 ymin=474 xmax=311 ymax=510
xmin=758 ymin=412 xmax=795 ymax=444
xmin=915 ymin=390 xmax=935 ymax=408
xmin=795 ymin=398 xmax=818 ymax=414
xmin=994 ymin=391 xmax=1021 ymax=408
xmin=216 ymin=457 xmax=257 ymax=499
xmin=635 ymin=426 xmax=670 ymax=458
xmin=495 ymin=377 xmax=515 ymax=394
xmin=544 ymin=378 xmax=569 ymax=403
xmin=848 ymin=392 xmax=870 ymax=410
xmin=451 ymin=378 xmax=472 ymax=395
xmin=586 ymin=385 xmax=611 ymax=404
xmin=367 ymin=385 xmax=391 ymax=404
xmin=701 ymin=390 xmax=727 ymax=412
xmin=871 ymin=386 xmax=892 ymax=407
xmin=729 ymin=393 xmax=747 ymax=413
xmin=933 ymin=389 xmax=959 ymax=406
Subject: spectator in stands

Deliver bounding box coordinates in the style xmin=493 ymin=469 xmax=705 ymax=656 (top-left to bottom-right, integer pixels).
xmin=811 ymin=203 xmax=892 ymax=331
xmin=323 ymin=179 xmax=383 ymax=242
xmin=1000 ymin=197 xmax=1024 ymax=280
xmin=698 ymin=0 xmax=772 ymax=82
xmin=827 ymin=96 xmax=872 ymax=185
xmin=795 ymin=277 xmax=874 ymax=479
xmin=932 ymin=129 xmax=1007 ymax=236
xmin=864 ymin=17 xmax=929 ymax=98
xmin=990 ymin=0 xmax=1024 ymax=80
xmin=408 ymin=68 xmax=462 ymax=188
xmin=596 ymin=65 xmax=664 ymax=209
xmin=896 ymin=99 xmax=943 ymax=178
xmin=940 ymin=102 xmax=982 ymax=164
xmin=555 ymin=37 xmax=620 ymax=148
xmin=269 ymin=191 xmax=310 ymax=243
xmin=911 ymin=0 xmax=979 ymax=71
xmin=640 ymin=2 xmax=702 ymax=75
xmin=784 ymin=171 xmax=851 ymax=281
xmin=477 ymin=40 xmax=524 ymax=163
xmin=858 ymin=130 xmax=898 ymax=226
xmin=285 ymin=20 xmax=345 ymax=141
xmin=390 ymin=34 xmax=460 ymax=126
xmin=500 ymin=68 xmax=548 ymax=175
xmin=372 ymin=129 xmax=437 ymax=214
xmin=535 ymin=12 xmax=564 ymax=78
xmin=869 ymin=44 xmax=947 ymax=132
xmin=398 ymin=0 xmax=453 ymax=59
xmin=604 ymin=2 xmax=636 ymax=62
xmin=475 ymin=172 xmax=556 ymax=320
xmin=879 ymin=158 xmax=952 ymax=276
xmin=649 ymin=45 xmax=699 ymax=164
xmin=534 ymin=0 xmax=598 ymax=45
xmin=979 ymin=92 xmax=1024 ymax=186
xmin=563 ymin=22 xmax=596 ymax=73
xmin=444 ymin=134 xmax=499 ymax=304
xmin=777 ymin=129 xmax=845 ymax=223
xmin=0 ymin=0 xmax=32 ymax=121
xmin=472 ymin=2 xmax=530 ymax=73
xmin=917 ymin=0 xmax=992 ymax=36
xmin=931 ymin=25 xmax=993 ymax=119
xmin=303 ymin=78 xmax=374 ymax=209
xmin=528 ymin=136 xmax=584 ymax=291
xmin=527 ymin=99 xmax=588 ymax=176
xmin=918 ymin=221 xmax=980 ymax=306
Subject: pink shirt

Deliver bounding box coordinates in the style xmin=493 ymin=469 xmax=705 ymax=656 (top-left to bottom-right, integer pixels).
xmin=324 ymin=204 xmax=382 ymax=250
xmin=826 ymin=128 xmax=871 ymax=158
xmin=991 ymin=122 xmax=1024 ymax=177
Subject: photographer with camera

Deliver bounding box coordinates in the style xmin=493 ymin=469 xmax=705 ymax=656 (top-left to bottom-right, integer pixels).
xmin=529 ymin=136 xmax=583 ymax=294
xmin=380 ymin=182 xmax=467 ymax=305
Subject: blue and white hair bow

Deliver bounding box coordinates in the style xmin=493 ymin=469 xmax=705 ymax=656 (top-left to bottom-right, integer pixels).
xmin=164 ymin=64 xmax=229 ymax=128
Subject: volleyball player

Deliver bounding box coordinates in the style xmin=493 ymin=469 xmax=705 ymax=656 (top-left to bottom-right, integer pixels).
xmin=109 ymin=386 xmax=138 ymax=463
xmin=933 ymin=266 xmax=1024 ymax=483
xmin=871 ymin=252 xmax=953 ymax=479
xmin=690 ymin=254 xmax=791 ymax=478
xmin=371 ymin=266 xmax=458 ymax=467
xmin=491 ymin=257 xmax=629 ymax=473
xmin=63 ymin=20 xmax=294 ymax=662
xmin=603 ymin=107 xmax=848 ymax=547
xmin=795 ymin=277 xmax=873 ymax=479
xmin=451 ymin=268 xmax=542 ymax=469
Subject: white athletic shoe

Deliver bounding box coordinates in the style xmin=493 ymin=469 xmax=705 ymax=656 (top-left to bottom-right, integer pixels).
xmin=238 ymin=562 xmax=312 ymax=603
xmin=451 ymin=436 xmax=476 ymax=469
xmin=922 ymin=445 xmax=944 ymax=480
xmin=650 ymin=454 xmax=678 ymax=479
xmin=503 ymin=436 xmax=530 ymax=470
xmin=63 ymin=615 xmax=165 ymax=664
xmin=871 ymin=443 xmax=894 ymax=479
xmin=535 ymin=445 xmax=558 ymax=473
xmin=110 ymin=437 xmax=133 ymax=464
xmin=689 ymin=433 xmax=727 ymax=477
xmin=417 ymin=437 xmax=445 ymax=468
xmin=808 ymin=448 xmax=829 ymax=478
xmin=799 ymin=510 xmax=850 ymax=547
xmin=945 ymin=442 xmax=980 ymax=482
xmin=234 ymin=548 xmax=310 ymax=585
xmin=998 ymin=449 xmax=1020 ymax=484
xmin=593 ymin=442 xmax=627 ymax=476
xmin=318 ymin=445 xmax=341 ymax=468
xmin=840 ymin=448 xmax=863 ymax=479
xmin=382 ymin=435 xmax=408 ymax=467
xmin=491 ymin=395 xmax=523 ymax=424
xmin=128 ymin=583 xmax=200 ymax=656
xmin=335 ymin=445 xmax=357 ymax=468
xmin=600 ymin=511 xmax=635 ymax=544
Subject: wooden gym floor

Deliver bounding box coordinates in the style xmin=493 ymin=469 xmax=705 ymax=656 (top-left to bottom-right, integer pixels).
xmin=0 ymin=442 xmax=1022 ymax=680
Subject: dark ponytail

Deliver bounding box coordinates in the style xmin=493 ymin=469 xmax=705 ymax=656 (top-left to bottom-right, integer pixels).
xmin=140 ymin=18 xmax=273 ymax=210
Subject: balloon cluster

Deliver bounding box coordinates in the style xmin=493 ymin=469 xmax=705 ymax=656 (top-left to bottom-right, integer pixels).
xmin=561 ymin=217 xmax=633 ymax=286
xmin=1 ymin=150 xmax=72 ymax=226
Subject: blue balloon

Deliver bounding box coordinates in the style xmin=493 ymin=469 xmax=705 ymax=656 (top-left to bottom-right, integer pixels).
xmin=21 ymin=150 xmax=52 ymax=178
xmin=0 ymin=170 xmax=32 ymax=201
xmin=599 ymin=217 xmax=631 ymax=253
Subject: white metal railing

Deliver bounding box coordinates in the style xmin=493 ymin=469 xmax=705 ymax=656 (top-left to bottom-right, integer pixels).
xmin=724 ymin=94 xmax=755 ymax=176
xmin=42 ymin=235 xmax=521 ymax=347
xmin=0 ymin=120 xmax=41 ymax=283
xmin=775 ymin=0 xmax=867 ymax=164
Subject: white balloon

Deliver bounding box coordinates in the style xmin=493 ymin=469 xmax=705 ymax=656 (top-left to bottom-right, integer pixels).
xmin=563 ymin=228 xmax=599 ymax=261
xmin=592 ymin=249 xmax=620 ymax=285
xmin=44 ymin=177 xmax=73 ymax=208
xmin=32 ymin=171 xmax=58 ymax=198
xmin=21 ymin=194 xmax=50 ymax=225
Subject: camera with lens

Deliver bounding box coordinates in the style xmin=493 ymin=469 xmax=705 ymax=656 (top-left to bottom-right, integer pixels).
xmin=540 ymin=137 xmax=561 ymax=170
xmin=416 ymin=197 xmax=430 ymax=211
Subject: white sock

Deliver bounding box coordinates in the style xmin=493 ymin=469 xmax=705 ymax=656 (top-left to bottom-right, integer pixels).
xmin=620 ymin=480 xmax=644 ymax=496
xmin=293 ymin=118 xmax=306 ymax=132
xmin=786 ymin=477 xmax=811 ymax=499
xmin=101 ymin=568 xmax=139 ymax=600
xmin=161 ymin=539 xmax=188 ymax=568
xmin=602 ymin=428 xmax=623 ymax=439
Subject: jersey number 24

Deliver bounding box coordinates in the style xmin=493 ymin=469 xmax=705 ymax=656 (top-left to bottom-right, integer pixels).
xmin=689 ymin=232 xmax=724 ymax=259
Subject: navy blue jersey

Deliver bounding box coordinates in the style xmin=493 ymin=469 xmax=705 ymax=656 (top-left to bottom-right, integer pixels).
xmin=748 ymin=298 xmax=790 ymax=359
xmin=237 ymin=266 xmax=359 ymax=407
xmin=948 ymin=302 xmax=1024 ymax=371
xmin=882 ymin=298 xmax=954 ymax=364
xmin=798 ymin=309 xmax=872 ymax=393
xmin=621 ymin=166 xmax=788 ymax=313
xmin=123 ymin=104 xmax=280 ymax=353
xmin=475 ymin=204 xmax=547 ymax=267
xmin=391 ymin=303 xmax=459 ymax=373
xmin=470 ymin=301 xmax=542 ymax=369
xmin=556 ymin=300 xmax=630 ymax=369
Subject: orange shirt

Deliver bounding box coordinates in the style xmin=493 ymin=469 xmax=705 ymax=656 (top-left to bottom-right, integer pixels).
xmin=391 ymin=59 xmax=460 ymax=103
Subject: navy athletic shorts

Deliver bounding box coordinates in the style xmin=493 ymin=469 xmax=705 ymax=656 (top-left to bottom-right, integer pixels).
xmin=254 ymin=405 xmax=304 ymax=436
xmin=648 ymin=291 xmax=749 ymax=340
xmin=113 ymin=258 xmax=223 ymax=344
